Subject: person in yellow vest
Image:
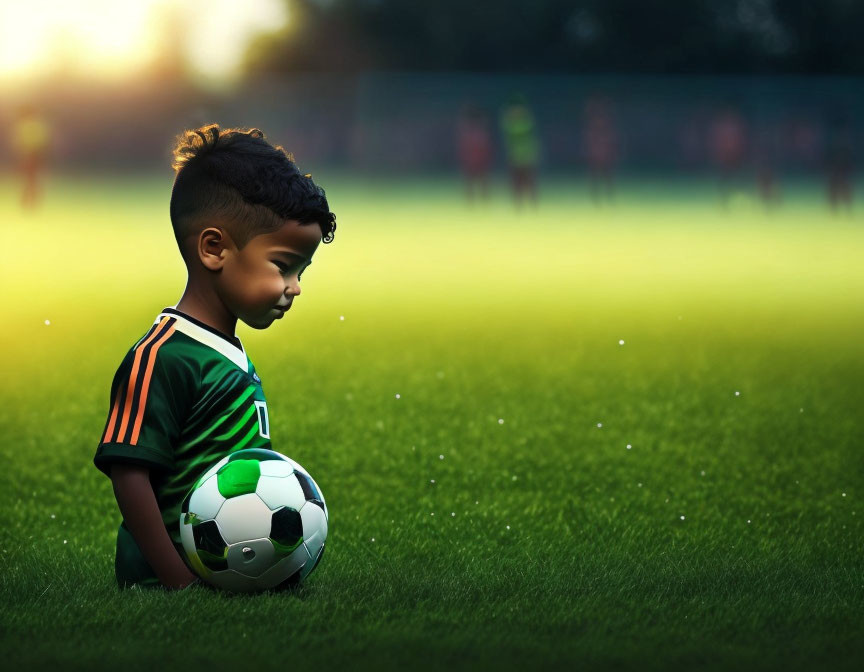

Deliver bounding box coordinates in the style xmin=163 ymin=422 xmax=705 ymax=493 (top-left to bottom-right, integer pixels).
xmin=12 ymin=105 xmax=51 ymax=210
xmin=500 ymin=94 xmax=540 ymax=209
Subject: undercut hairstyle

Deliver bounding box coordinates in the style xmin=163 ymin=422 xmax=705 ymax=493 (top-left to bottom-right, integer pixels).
xmin=169 ymin=125 xmax=336 ymax=260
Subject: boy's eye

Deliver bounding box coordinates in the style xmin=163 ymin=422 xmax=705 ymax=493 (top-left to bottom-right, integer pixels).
xmin=274 ymin=260 xmax=308 ymax=280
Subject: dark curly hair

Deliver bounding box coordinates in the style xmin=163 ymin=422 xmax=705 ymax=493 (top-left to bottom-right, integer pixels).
xmin=169 ymin=124 xmax=335 ymax=259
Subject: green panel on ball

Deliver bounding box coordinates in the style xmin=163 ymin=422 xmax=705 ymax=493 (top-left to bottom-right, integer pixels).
xmin=216 ymin=459 xmax=261 ymax=498
xmin=185 ymin=549 xmax=212 ymax=580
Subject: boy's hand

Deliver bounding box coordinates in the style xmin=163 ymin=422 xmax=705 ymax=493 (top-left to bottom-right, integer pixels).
xmin=111 ymin=464 xmax=202 ymax=591
xmin=164 ymin=566 xmax=201 ymax=590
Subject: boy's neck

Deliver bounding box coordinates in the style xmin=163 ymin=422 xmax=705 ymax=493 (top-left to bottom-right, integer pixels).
xmin=175 ymin=289 xmax=238 ymax=340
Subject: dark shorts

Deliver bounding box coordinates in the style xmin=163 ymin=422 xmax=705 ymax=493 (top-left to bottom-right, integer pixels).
xmin=115 ymin=522 xmax=186 ymax=590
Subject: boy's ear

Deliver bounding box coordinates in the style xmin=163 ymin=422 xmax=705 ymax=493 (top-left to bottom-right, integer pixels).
xmin=198 ymin=227 xmax=229 ymax=271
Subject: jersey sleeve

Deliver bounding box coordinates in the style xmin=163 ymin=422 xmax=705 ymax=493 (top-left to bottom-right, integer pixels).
xmin=94 ymin=327 xmax=194 ymax=478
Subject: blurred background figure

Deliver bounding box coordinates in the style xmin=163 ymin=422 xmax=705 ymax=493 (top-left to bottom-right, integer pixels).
xmin=710 ymin=104 xmax=747 ymax=209
xmin=754 ymin=120 xmax=781 ymax=209
xmin=583 ymin=95 xmax=619 ymax=206
xmin=457 ymin=103 xmax=493 ymax=204
xmin=500 ymin=94 xmax=540 ymax=209
xmin=825 ymin=108 xmax=854 ymax=213
xmin=11 ymin=104 xmax=51 ymax=210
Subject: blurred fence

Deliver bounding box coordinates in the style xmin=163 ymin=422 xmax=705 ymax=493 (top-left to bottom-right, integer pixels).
xmin=2 ymin=73 xmax=862 ymax=175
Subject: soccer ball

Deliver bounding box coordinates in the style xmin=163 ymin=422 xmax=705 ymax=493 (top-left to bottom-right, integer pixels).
xmin=179 ymin=448 xmax=328 ymax=592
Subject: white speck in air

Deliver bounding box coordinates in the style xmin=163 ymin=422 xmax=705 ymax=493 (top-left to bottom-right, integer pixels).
xmin=597 ymin=423 xmax=603 ymax=428
xmin=451 ymin=512 xmax=455 ymax=517
xmin=842 ymin=493 xmax=847 ymax=497
xmin=44 ymin=320 xmax=50 ymax=326
xmin=747 ymin=520 xmax=751 ymax=524
xmin=619 ymin=339 xmax=625 ymax=345
xmin=735 ymin=391 xmax=740 ymax=396
xmin=506 ymin=525 xmax=510 ymax=530
xmin=626 ymin=444 xmax=632 ymax=450
xmin=680 ymin=516 xmax=685 ymax=520
xmin=63 ymin=540 xmax=67 ymax=544
xmin=431 ymin=512 xmax=434 ymax=516
xmin=339 ymin=315 xmax=344 ymax=321
xmin=50 ymin=514 xmax=55 ymax=519
xmin=475 ymin=501 xmax=479 ymax=505
xmin=430 ymin=479 xmax=435 ymax=484
xmin=637 ymin=483 xmax=642 ymax=487
xmin=701 ymin=470 xmax=706 ymax=476
xmin=498 ymin=418 xmax=504 ymax=424
xmin=799 ymin=408 xmax=804 ymax=413
xmin=439 ymin=454 xmax=444 ymax=460
xmin=371 ymin=538 xmax=375 ymax=542
xmin=395 ymin=394 xmax=400 ymax=399
xmin=512 ymin=475 xmax=517 ymax=481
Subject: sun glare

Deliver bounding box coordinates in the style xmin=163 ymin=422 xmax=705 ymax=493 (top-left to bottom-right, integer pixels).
xmin=0 ymin=0 xmax=288 ymax=84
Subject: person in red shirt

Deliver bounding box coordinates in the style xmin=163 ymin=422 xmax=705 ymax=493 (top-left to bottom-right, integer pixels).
xmin=584 ymin=96 xmax=619 ymax=206
xmin=710 ymin=105 xmax=747 ymax=209
xmin=458 ymin=104 xmax=493 ymax=204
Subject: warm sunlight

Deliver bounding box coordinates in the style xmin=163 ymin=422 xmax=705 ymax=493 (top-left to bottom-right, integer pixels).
xmin=0 ymin=0 xmax=288 ymax=85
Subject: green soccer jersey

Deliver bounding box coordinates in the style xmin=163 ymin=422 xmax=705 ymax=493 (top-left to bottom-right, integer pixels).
xmin=94 ymin=307 xmax=272 ymax=544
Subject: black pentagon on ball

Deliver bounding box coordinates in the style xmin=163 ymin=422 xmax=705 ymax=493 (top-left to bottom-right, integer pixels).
xmin=193 ymin=520 xmax=228 ymax=571
xmin=270 ymin=507 xmax=303 ymax=556
xmin=294 ymin=470 xmax=321 ymax=501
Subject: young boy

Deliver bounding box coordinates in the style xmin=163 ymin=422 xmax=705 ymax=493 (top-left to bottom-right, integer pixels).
xmin=93 ymin=125 xmax=336 ymax=590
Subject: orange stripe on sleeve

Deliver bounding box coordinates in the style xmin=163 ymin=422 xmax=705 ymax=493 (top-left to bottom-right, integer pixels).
xmin=101 ymin=387 xmax=122 ymax=443
xmin=129 ymin=323 xmax=176 ymax=445
xmin=115 ymin=317 xmax=171 ymax=443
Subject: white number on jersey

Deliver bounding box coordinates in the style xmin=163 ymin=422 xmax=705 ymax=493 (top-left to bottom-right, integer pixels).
xmin=254 ymin=400 xmax=270 ymax=439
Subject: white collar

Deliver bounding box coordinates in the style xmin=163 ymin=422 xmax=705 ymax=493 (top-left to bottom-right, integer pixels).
xmin=156 ymin=307 xmax=249 ymax=372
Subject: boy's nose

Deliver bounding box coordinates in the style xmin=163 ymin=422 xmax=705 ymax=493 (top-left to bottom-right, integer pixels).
xmin=285 ymin=282 xmax=300 ymax=297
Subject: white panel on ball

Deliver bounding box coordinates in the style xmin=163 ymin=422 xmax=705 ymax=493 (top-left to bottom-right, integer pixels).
xmin=256 ymin=474 xmax=306 ymax=511
xmin=188 ymin=474 xmax=226 ymax=521
xmin=287 ymin=458 xmax=310 ymax=479
xmin=300 ymin=500 xmax=328 ymax=549
xmin=179 ymin=518 xmax=195 ymax=555
xmin=215 ymin=493 xmax=273 ymax=545
xmin=259 ymin=460 xmax=294 ymax=478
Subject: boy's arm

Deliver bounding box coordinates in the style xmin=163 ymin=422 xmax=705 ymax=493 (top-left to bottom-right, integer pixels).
xmin=110 ymin=464 xmax=198 ymax=590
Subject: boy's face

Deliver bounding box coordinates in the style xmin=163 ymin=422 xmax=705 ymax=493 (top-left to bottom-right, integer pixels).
xmin=218 ymin=219 xmax=322 ymax=330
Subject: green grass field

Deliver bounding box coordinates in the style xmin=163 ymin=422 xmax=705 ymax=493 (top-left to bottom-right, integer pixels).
xmin=1 ymin=174 xmax=862 ymax=670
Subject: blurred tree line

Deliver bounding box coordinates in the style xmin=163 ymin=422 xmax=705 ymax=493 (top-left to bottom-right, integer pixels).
xmin=245 ymin=0 xmax=864 ymax=75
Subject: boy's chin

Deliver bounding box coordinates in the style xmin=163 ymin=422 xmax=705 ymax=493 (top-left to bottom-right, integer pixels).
xmin=239 ymin=314 xmax=279 ymax=330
